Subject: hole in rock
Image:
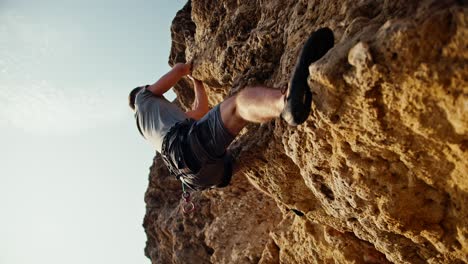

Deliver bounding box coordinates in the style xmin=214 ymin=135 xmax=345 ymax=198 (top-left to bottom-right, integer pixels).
xmin=291 ymin=209 xmax=305 ymax=217
xmin=204 ymin=244 xmax=215 ymax=256
xmin=453 ymin=239 xmax=462 ymax=250
xmin=460 ymin=139 xmax=467 ymax=152
xmin=331 ymin=114 xmax=340 ymax=123
xmin=178 ymin=224 xmax=184 ymax=232
xmin=392 ymin=52 xmax=398 ymax=60
xmin=320 ymin=184 xmax=335 ymax=200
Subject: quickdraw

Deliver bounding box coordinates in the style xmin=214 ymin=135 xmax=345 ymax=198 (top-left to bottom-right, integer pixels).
xmin=181 ymin=182 xmax=195 ymax=214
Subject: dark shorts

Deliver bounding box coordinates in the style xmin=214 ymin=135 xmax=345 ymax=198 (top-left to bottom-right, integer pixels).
xmin=162 ymin=104 xmax=235 ymax=190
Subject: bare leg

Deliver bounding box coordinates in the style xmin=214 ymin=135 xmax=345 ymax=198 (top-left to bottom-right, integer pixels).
xmin=220 ymin=86 xmax=285 ymax=136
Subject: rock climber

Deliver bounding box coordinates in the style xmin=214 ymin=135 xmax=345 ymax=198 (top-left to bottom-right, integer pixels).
xmin=129 ymin=28 xmax=334 ymax=191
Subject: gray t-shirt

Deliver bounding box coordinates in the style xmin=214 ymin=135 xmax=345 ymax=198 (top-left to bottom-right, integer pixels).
xmin=134 ymin=87 xmax=188 ymax=153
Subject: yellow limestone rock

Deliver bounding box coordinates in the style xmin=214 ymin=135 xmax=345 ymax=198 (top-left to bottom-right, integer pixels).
xmin=143 ymin=1 xmax=468 ymax=263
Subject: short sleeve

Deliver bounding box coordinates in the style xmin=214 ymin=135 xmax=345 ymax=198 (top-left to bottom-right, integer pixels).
xmin=135 ymin=86 xmax=167 ymax=107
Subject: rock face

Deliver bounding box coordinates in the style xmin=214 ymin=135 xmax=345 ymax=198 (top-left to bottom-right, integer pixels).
xmin=143 ymin=0 xmax=468 ymax=263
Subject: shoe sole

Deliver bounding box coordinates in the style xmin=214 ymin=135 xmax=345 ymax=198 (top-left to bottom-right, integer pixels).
xmin=282 ymin=27 xmax=335 ymax=126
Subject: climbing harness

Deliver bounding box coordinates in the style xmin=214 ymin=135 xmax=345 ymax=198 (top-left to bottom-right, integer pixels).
xmin=160 ymin=119 xmax=233 ymax=215
xmin=160 ymin=120 xmax=198 ymax=215
xmin=181 ymin=182 xmax=195 ymax=214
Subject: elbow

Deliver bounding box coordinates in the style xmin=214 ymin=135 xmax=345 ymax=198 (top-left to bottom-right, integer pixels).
xmin=194 ymin=108 xmax=209 ymax=120
xmin=192 ymin=102 xmax=209 ymax=116
xmin=173 ymin=63 xmax=189 ymax=76
xmin=200 ymin=105 xmax=209 ymax=115
xmin=186 ymin=108 xmax=209 ymax=121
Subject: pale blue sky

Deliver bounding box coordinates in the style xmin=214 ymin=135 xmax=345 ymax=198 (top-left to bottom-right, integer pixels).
xmin=0 ymin=0 xmax=185 ymax=263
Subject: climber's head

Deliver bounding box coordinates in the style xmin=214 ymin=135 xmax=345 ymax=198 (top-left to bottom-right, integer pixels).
xmin=128 ymin=86 xmax=144 ymax=111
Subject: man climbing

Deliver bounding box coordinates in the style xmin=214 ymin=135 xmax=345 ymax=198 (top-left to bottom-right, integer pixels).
xmin=129 ymin=28 xmax=334 ymax=191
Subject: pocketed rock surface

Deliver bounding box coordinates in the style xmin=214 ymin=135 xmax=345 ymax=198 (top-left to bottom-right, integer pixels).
xmin=143 ymin=0 xmax=468 ymax=263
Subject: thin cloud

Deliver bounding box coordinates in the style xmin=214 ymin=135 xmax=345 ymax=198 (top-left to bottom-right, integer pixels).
xmin=0 ymin=9 xmax=126 ymax=135
xmin=0 ymin=80 xmax=126 ymax=135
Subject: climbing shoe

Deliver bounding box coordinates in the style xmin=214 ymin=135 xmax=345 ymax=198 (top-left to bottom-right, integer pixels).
xmin=281 ymin=27 xmax=334 ymax=126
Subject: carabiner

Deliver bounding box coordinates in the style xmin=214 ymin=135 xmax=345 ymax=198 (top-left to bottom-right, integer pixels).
xmin=182 ymin=201 xmax=196 ymax=214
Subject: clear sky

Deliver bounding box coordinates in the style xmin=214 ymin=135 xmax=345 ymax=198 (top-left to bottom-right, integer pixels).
xmin=0 ymin=0 xmax=186 ymax=263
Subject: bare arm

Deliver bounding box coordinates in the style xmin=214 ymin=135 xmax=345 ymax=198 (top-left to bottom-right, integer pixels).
xmin=147 ymin=63 xmax=191 ymax=96
xmin=185 ymin=77 xmax=209 ymax=120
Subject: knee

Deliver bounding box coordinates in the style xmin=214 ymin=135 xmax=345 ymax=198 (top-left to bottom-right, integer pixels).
xmin=221 ymin=95 xmax=243 ymax=120
xmin=233 ymin=94 xmax=248 ymax=121
xmin=219 ymin=95 xmax=248 ymax=135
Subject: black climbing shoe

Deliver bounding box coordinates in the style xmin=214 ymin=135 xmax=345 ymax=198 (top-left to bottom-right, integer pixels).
xmin=281 ymin=27 xmax=334 ymax=126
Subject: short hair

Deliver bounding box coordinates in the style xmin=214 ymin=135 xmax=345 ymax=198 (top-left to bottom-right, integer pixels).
xmin=128 ymin=86 xmax=143 ymax=110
